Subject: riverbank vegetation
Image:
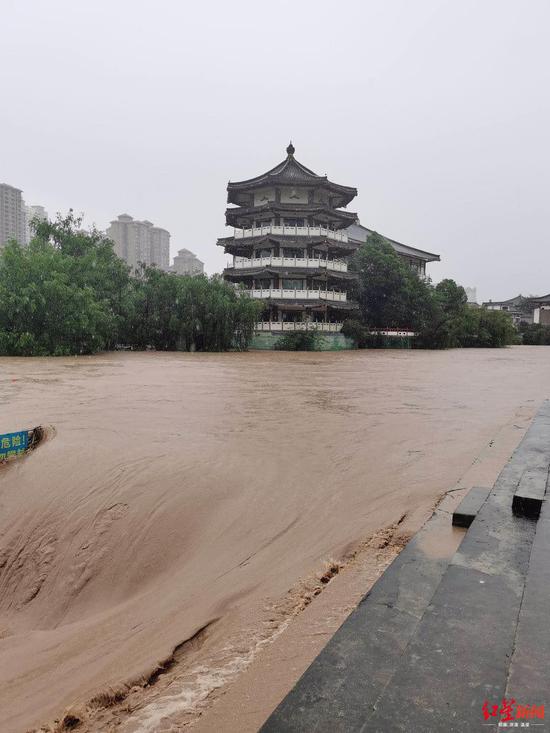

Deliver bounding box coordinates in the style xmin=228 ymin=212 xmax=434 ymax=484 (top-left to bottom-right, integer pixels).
xmin=0 ymin=217 xmax=518 ymax=355
xmin=0 ymin=213 xmax=261 ymax=355
xmin=519 ymin=323 xmax=550 ymax=345
xmin=343 ymin=234 xmax=516 ymax=349
xmin=274 ymin=331 xmax=322 ymax=351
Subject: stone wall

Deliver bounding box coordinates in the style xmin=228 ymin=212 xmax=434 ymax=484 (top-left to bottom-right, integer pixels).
xmin=249 ymin=332 xmax=356 ymax=351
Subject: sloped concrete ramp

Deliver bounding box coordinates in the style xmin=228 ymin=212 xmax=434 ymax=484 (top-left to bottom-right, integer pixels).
xmin=261 ymin=401 xmax=550 ymax=732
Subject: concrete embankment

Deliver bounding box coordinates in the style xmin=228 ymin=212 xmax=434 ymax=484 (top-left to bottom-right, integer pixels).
xmin=262 ymin=400 xmax=550 ymax=732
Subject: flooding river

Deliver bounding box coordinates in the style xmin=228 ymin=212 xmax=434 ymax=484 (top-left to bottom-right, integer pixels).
xmin=0 ymin=348 xmax=549 ymax=732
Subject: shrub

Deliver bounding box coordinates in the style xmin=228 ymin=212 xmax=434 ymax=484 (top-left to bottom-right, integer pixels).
xmin=274 ymin=330 xmax=322 ymax=351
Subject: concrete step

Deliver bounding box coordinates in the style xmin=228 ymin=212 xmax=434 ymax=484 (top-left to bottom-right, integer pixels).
xmin=347 ymin=404 xmax=550 ymax=732
xmin=512 ymin=466 xmax=548 ymax=519
xmin=261 ymin=400 xmax=550 ymax=733
xmin=260 ymin=493 xmax=466 ymax=732
xmin=506 ymin=476 xmax=550 ymax=705
xmin=452 ymin=486 xmax=490 ymax=527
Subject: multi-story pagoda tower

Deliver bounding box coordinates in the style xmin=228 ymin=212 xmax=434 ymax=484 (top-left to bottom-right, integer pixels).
xmin=218 ymin=143 xmax=360 ymax=335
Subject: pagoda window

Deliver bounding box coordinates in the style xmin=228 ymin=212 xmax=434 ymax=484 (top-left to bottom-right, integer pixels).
xmin=256 ymin=248 xmax=272 ymax=258
xmin=282 ymin=278 xmax=305 ymax=290
xmin=282 ymin=248 xmax=303 ymax=258
xmin=282 ymin=312 xmax=300 ymax=323
xmin=283 ymin=218 xmax=305 ymax=228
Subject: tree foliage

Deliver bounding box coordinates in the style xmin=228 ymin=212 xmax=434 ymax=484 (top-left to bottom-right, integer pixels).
xmin=350 ymin=233 xmax=436 ymax=333
xmin=519 ymin=323 xmax=550 ymax=345
xmin=124 ymin=267 xmax=261 ymax=352
xmin=348 ymin=234 xmax=515 ymax=349
xmin=274 ymin=331 xmax=322 ymax=351
xmin=0 ymin=212 xmax=261 ymax=355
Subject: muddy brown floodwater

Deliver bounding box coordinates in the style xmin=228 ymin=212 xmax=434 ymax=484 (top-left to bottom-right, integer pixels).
xmin=0 ymin=347 xmax=549 ymax=733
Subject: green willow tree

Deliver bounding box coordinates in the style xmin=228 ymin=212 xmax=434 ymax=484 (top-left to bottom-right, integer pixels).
xmin=0 ymin=212 xmax=261 ymax=355
xmin=125 ymin=267 xmax=261 ymax=352
xmin=0 ymin=213 xmax=124 ymax=355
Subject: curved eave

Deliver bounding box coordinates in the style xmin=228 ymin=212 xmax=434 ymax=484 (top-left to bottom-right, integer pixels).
xmin=389 ymin=245 xmax=440 ymax=263
xmin=227 ymin=157 xmax=321 ymax=188
xmin=223 ymin=267 xmax=357 ymax=281
xmin=217 ymin=235 xmax=359 ymax=257
xmin=227 ymin=180 xmax=357 ymax=208
xmin=347 ymin=227 xmax=441 ymax=263
xmin=258 ymin=298 xmax=358 ymax=311
xmin=529 ymin=293 xmax=550 ymax=305
xmin=227 ymin=154 xmax=356 ymax=206
xmin=226 ymin=204 xmax=357 ymax=228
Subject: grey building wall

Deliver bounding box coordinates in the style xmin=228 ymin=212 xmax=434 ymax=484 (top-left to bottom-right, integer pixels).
xmin=0 ymin=183 xmax=26 ymax=248
xmin=150 ymin=226 xmax=170 ymax=271
xmin=171 ymin=248 xmax=204 ymax=276
xmin=465 ymin=287 xmax=477 ymax=304
xmin=25 ymin=204 xmax=48 ymax=244
xmin=107 ymin=214 xmax=171 ymax=272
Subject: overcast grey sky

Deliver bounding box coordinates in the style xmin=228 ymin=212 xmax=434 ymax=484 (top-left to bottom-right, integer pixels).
xmin=2 ymin=0 xmax=549 ymax=301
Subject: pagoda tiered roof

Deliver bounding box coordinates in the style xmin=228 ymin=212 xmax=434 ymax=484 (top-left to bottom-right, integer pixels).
xmin=529 ymin=293 xmax=550 ymax=304
xmin=217 ymin=234 xmax=358 ymax=257
xmin=347 ymin=222 xmax=440 ymax=263
xmin=227 ymin=143 xmax=357 ymax=208
xmin=225 ymin=202 xmax=357 ymax=229
xmin=223 ymin=265 xmax=356 ymax=282
xmin=249 ymin=296 xmax=358 ymax=312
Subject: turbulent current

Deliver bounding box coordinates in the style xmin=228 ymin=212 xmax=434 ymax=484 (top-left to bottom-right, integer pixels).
xmin=0 ymin=348 xmax=549 ymax=732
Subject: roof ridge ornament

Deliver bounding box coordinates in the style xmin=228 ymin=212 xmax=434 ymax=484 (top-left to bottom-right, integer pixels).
xmin=286 ymin=141 xmax=295 ymax=156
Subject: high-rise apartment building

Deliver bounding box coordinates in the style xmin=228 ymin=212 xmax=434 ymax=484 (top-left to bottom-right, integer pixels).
xmin=0 ymin=183 xmax=26 ymax=248
xmin=107 ymin=214 xmax=170 ymax=272
xmin=150 ymin=226 xmax=171 ymax=271
xmin=171 ymin=248 xmax=204 ymax=276
xmin=25 ymin=204 xmax=48 ymax=244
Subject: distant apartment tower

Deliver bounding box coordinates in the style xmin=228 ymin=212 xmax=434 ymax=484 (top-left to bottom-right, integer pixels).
xmin=107 ymin=214 xmax=170 ymax=272
xmin=171 ymin=248 xmax=204 ymax=276
xmin=150 ymin=226 xmax=170 ymax=271
xmin=0 ymin=183 xmax=26 ymax=248
xmin=25 ymin=204 xmax=48 ymax=244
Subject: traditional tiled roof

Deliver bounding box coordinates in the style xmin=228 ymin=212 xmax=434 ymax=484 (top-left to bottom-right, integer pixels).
xmin=217 ymin=234 xmax=358 ymax=256
xmin=225 ymin=202 xmax=357 ymax=228
xmin=223 ymin=266 xmax=356 ymax=281
xmin=528 ymin=293 xmax=550 ymax=304
xmin=227 ymin=143 xmax=357 ymax=207
xmin=481 ymin=295 xmax=532 ymax=308
xmin=346 ymin=221 xmax=440 ymax=263
xmin=255 ymin=297 xmax=358 ymax=311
